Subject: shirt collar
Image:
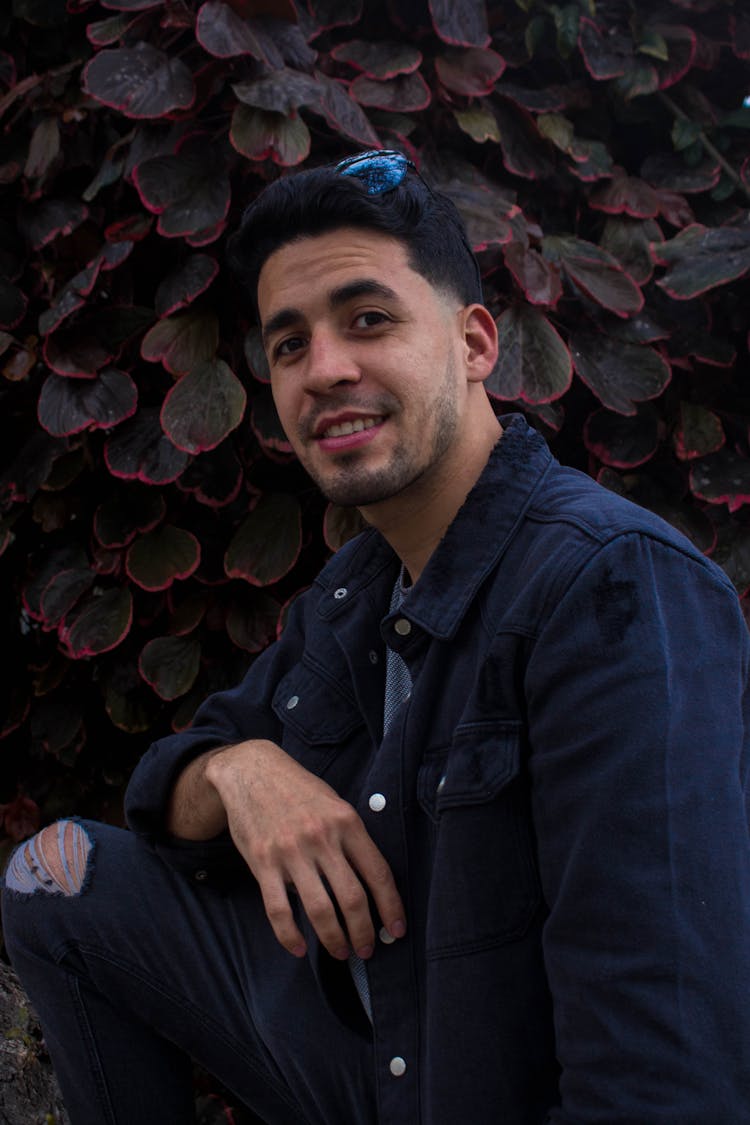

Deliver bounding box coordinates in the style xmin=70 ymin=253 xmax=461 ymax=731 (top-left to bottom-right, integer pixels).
xmin=317 ymin=413 xmax=552 ymax=638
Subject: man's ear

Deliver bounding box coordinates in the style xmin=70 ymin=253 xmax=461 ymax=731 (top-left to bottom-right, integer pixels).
xmin=461 ymin=304 xmax=498 ymax=384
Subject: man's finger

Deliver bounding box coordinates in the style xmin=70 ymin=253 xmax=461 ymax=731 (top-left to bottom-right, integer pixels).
xmin=347 ymin=833 xmax=407 ymax=942
xmin=257 ymin=871 xmax=308 ymax=957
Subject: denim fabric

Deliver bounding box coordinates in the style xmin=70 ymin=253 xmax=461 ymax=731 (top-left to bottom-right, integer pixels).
xmin=5 ymin=414 xmax=750 ymax=1123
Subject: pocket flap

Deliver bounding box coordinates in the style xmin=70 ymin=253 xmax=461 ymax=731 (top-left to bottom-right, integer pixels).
xmin=419 ymin=721 xmax=522 ymax=814
xmin=272 ymin=662 xmax=363 ymax=746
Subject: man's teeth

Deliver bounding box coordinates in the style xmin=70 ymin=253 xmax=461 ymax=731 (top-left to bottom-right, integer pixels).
xmin=322 ymin=416 xmax=382 ymax=438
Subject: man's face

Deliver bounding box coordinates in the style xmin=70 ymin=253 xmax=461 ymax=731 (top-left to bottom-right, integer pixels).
xmin=257 ymin=227 xmax=471 ymax=510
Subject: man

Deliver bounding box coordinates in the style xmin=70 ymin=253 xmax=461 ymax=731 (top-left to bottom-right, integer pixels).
xmin=3 ymin=150 xmax=750 ymax=1124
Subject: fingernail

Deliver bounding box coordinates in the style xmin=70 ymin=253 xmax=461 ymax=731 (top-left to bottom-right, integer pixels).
xmin=291 ymin=944 xmax=306 ymax=957
xmin=335 ymin=946 xmax=350 ymax=960
xmin=390 ymin=919 xmax=406 ymax=938
xmin=356 ymin=945 xmax=374 ymax=960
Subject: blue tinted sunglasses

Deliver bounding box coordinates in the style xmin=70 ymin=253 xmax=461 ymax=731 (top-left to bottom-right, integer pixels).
xmin=335 ymin=149 xmax=483 ymax=300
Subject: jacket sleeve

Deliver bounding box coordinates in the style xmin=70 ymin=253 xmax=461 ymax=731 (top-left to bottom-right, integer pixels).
xmin=524 ymin=530 xmax=750 ymax=1123
xmin=123 ymin=591 xmax=309 ymax=880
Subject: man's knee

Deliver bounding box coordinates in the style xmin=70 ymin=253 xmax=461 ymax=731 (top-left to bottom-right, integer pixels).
xmin=4 ymin=820 xmax=93 ymax=896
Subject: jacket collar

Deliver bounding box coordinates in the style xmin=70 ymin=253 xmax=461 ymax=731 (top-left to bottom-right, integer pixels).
xmin=316 ymin=414 xmax=552 ymax=639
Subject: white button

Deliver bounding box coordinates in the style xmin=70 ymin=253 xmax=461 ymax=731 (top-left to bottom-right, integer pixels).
xmin=394 ymin=618 xmax=411 ymax=636
xmin=286 ymin=695 xmax=299 ymax=709
xmin=368 ymin=650 xmax=379 ymax=664
xmin=379 ymin=926 xmax=396 ymax=944
xmin=368 ymin=793 xmax=386 ymax=812
xmin=333 ymin=587 xmax=347 ymax=599
xmin=437 ymin=775 xmax=446 ymax=793
xmin=389 ymin=1056 xmax=407 ymax=1077
xmin=194 ymin=870 xmax=208 ymax=881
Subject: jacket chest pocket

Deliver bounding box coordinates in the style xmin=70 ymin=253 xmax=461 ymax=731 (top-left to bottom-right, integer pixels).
xmin=417 ymin=720 xmax=541 ymax=959
xmin=271 ymin=661 xmax=364 ymax=776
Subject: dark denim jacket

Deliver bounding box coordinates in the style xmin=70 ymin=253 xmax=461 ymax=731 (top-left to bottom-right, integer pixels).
xmin=126 ymin=415 xmax=750 ymax=1124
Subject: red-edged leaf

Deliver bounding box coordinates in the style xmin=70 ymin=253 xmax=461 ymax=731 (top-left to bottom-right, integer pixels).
xmin=226 ymin=589 xmax=280 ymax=652
xmin=307 ymin=0 xmax=362 ymax=30
xmin=323 ymin=504 xmax=366 ymax=551
xmin=225 ymin=492 xmax=301 ymax=586
xmin=25 ymin=116 xmax=60 ymax=181
xmin=100 ymin=0 xmax=162 ymax=9
xmin=43 ymin=330 xmax=114 ymax=378
xmin=154 ymin=254 xmax=219 ymax=317
xmin=161 ymin=358 xmax=246 ymax=454
xmin=652 ymin=224 xmax=750 ymax=299
xmin=544 ymin=234 xmax=643 ymax=317
xmin=425 ymin=155 xmax=517 ymax=250
xmin=133 ymin=142 xmax=231 ymax=237
xmin=350 ymin=72 xmax=431 ymax=112
xmin=435 ymin=47 xmax=505 ymax=95
xmin=503 ymin=242 xmax=563 ymax=307
xmin=589 ymin=171 xmax=660 ymax=217
xmin=232 ymin=68 xmax=322 ymax=113
xmin=429 ymin=0 xmax=489 ymax=48
xmin=230 ymin=105 xmax=310 ymax=165
xmin=105 ymin=213 xmax=153 ymax=242
xmin=331 ymin=40 xmax=422 ymax=78
xmin=493 ymin=98 xmax=555 ymax=180
xmin=59 ymin=587 xmax=133 ymax=658
xmin=494 ymin=82 xmax=570 ymax=113
xmin=487 ymin=305 xmax=571 ymax=404
xmin=104 ymin=660 xmax=160 ymax=733
xmin=104 ymin=408 xmax=190 ymax=483
xmin=177 ymin=443 xmax=243 ymax=508
xmin=314 ymin=71 xmax=379 ymax=146
xmin=40 ymin=568 xmax=96 ymax=630
xmin=19 ymin=198 xmax=88 ymax=249
xmin=690 ymin=449 xmax=750 ymax=512
xmin=250 ymin=384 xmax=293 ymax=453
xmin=640 ymin=152 xmax=721 ymax=194
xmin=452 ymin=105 xmax=501 ymax=145
xmin=127 ymin=524 xmax=201 ymax=591
xmin=599 ymin=217 xmax=663 ymax=285
xmin=139 ymin=635 xmax=201 ymax=700
xmin=38 ymin=368 xmax=138 ymax=436
xmin=196 ymin=2 xmax=282 ymax=63
xmin=0 ymin=432 xmax=70 ymax=506
xmin=668 ymin=325 xmax=736 ymax=368
xmin=673 ymin=402 xmax=724 ymax=461
xmin=650 ymin=23 xmax=696 ymax=89
xmin=141 ymin=309 xmax=219 ymax=375
xmin=94 ymin=487 xmax=166 ymax=547
xmin=82 ymin=44 xmax=195 ymax=118
xmin=570 ymin=333 xmax=671 ymax=415
xmin=578 ymin=17 xmax=632 ymax=79
xmin=583 ymin=406 xmax=659 ymax=468
xmin=86 ymin=13 xmax=140 ymax=46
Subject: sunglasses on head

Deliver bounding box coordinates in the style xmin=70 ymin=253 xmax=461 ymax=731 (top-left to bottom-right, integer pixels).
xmin=334 ymin=149 xmax=483 ymax=301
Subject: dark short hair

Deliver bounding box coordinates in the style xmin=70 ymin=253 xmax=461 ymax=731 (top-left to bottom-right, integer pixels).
xmin=226 ymin=159 xmax=483 ymax=313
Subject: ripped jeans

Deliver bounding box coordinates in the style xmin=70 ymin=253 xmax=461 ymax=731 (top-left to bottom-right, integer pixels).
xmin=1 ymin=820 xmax=375 ymax=1125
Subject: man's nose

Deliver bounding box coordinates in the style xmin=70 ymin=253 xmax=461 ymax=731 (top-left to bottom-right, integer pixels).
xmin=303 ymin=328 xmax=361 ymax=393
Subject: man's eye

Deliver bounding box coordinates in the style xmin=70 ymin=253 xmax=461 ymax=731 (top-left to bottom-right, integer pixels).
xmin=353 ymin=311 xmax=389 ymax=329
xmin=276 ymin=336 xmax=306 ymax=358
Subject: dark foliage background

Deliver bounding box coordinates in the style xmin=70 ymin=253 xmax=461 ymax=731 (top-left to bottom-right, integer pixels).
xmin=1 ymin=0 xmax=750 ymax=868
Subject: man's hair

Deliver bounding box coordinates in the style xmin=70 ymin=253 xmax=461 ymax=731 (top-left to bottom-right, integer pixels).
xmin=226 ymin=159 xmax=483 ymax=312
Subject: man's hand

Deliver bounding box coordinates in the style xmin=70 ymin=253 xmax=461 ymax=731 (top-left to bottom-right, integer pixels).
xmin=203 ymin=740 xmax=406 ymax=961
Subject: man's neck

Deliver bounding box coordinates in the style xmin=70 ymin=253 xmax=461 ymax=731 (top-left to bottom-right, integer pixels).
xmin=360 ymin=410 xmax=503 ymax=584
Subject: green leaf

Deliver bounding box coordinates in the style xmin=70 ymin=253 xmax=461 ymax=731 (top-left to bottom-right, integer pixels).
xmin=126 ymin=524 xmax=201 ymax=591
xmin=690 ymin=450 xmax=750 ymax=512
xmin=671 ymin=118 xmax=701 ymax=152
xmin=141 ymin=309 xmax=219 ymax=375
xmin=230 ymin=105 xmax=310 ymax=166
xmin=161 ymin=358 xmax=247 ymax=455
xmin=487 ymin=305 xmax=571 ymax=404
xmin=453 ymin=105 xmax=500 ymax=144
xmin=637 ymin=28 xmax=668 ymax=61
xmin=139 ymin=636 xmax=201 ymax=700
xmin=673 ymin=402 xmax=724 ymax=462
xmin=225 ymin=493 xmax=301 ymax=586
xmin=60 ymin=588 xmax=133 ymax=658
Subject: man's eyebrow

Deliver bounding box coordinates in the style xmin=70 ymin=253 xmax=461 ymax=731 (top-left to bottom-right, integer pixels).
xmin=261 ymin=280 xmax=401 ymax=348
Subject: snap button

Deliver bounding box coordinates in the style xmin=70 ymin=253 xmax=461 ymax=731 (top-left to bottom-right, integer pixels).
xmin=333 ymin=587 xmax=347 ymax=599
xmin=437 ymin=775 xmax=446 ymax=793
xmin=379 ymin=926 xmax=396 ymax=945
xmin=368 ymin=793 xmax=386 ymax=813
xmin=286 ymin=695 xmax=299 ymax=710
xmin=394 ymin=618 xmax=411 ymax=636
xmin=194 ymin=870 xmax=208 ymax=882
xmin=368 ymin=650 xmax=379 ymax=664
xmin=389 ymin=1056 xmax=407 ymax=1077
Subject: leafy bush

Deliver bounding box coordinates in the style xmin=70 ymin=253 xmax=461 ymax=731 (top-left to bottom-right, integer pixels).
xmin=2 ymin=0 xmax=750 ymax=855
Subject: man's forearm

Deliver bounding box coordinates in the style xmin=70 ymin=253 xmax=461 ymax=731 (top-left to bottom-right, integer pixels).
xmin=166 ymin=746 xmax=231 ymax=840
